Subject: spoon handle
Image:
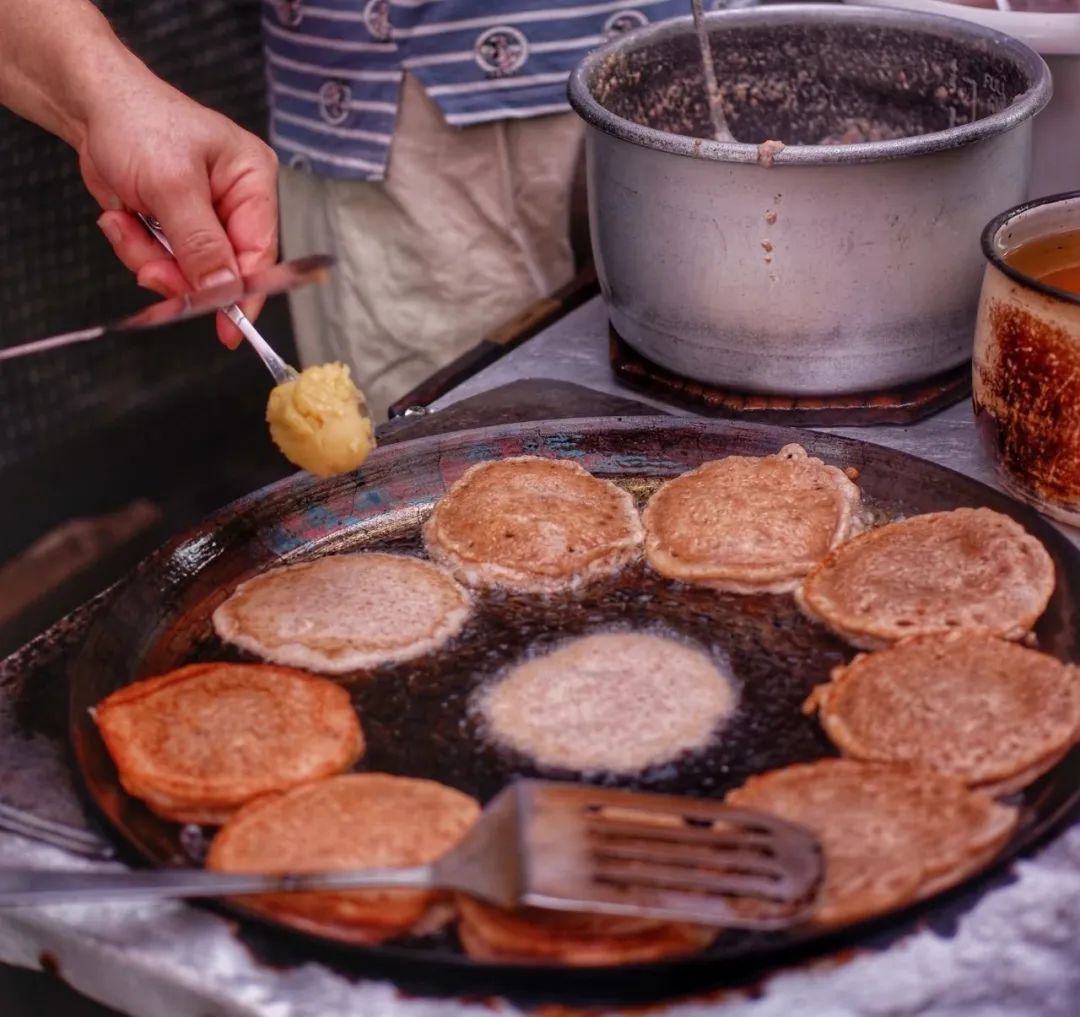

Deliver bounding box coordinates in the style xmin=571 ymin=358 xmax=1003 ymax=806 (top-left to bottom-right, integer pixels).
xmin=137 ymin=213 xmax=297 ymax=386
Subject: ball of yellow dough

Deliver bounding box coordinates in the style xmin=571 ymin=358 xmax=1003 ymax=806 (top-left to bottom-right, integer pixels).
xmin=266 ymin=363 xmax=375 ymax=477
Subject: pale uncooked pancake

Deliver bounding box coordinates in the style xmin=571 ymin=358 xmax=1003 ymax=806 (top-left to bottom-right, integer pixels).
xmin=422 ymin=456 xmax=644 ymax=594
xmin=725 ymin=759 xmax=1018 ymax=927
xmin=207 ymin=774 xmax=480 ymax=942
xmin=806 ymin=633 xmax=1080 ymax=795
xmin=478 ymin=632 xmax=737 ymax=773
xmin=456 ymin=896 xmax=715 ymax=966
xmin=643 ymin=444 xmax=864 ymax=593
xmin=796 ymin=508 xmax=1055 ymax=649
xmin=94 ymin=663 xmax=363 ymax=824
xmin=212 ymin=552 xmax=471 ymax=674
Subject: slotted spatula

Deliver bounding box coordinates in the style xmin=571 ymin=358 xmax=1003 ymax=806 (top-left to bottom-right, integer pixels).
xmin=0 ymin=781 xmax=823 ymax=928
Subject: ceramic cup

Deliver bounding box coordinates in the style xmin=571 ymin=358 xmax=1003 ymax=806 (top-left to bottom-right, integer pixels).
xmin=973 ymin=191 xmax=1080 ymax=527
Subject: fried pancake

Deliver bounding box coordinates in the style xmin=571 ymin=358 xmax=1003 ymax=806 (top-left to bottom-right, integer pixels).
xmin=642 ymin=444 xmax=864 ymax=594
xmin=478 ymin=632 xmax=737 ymax=773
xmin=212 ymin=552 xmax=471 ymax=674
xmin=456 ymin=896 xmax=715 ymax=966
xmin=207 ymin=774 xmax=480 ymax=942
xmin=725 ymin=759 xmax=1018 ymax=927
xmin=796 ymin=508 xmax=1055 ymax=649
xmin=422 ymin=456 xmax=644 ymax=594
xmin=94 ymin=663 xmax=362 ymax=825
xmin=806 ymin=633 xmax=1080 ymax=795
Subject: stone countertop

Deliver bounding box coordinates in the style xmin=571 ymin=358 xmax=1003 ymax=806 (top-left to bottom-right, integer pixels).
xmin=1 ymin=298 xmax=1079 ymax=1016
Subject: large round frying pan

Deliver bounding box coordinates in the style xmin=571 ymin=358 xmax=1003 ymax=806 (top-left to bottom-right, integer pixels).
xmin=68 ymin=416 xmax=1080 ymax=985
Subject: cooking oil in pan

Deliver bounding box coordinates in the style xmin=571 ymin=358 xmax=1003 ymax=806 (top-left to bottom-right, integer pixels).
xmin=163 ymin=522 xmax=844 ymax=810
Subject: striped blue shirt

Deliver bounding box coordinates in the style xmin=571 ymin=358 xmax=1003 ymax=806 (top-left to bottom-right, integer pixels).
xmin=262 ymin=1 xmax=687 ymax=179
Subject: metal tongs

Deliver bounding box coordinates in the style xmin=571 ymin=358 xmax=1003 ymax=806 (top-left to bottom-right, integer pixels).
xmin=0 ymin=782 xmax=823 ymax=928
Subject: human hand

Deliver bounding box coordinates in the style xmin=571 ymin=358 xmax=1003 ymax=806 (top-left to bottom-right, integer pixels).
xmin=84 ymin=75 xmax=278 ymax=348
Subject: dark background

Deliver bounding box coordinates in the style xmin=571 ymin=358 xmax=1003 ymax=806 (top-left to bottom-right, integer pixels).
xmin=0 ymin=0 xmax=298 ymax=657
xmin=1 ymin=2 xmax=295 ymax=1012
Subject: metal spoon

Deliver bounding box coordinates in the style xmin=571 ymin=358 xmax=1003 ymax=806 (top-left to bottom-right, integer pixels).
xmin=137 ymin=214 xmax=373 ymax=434
xmin=137 ymin=214 xmax=298 ymax=385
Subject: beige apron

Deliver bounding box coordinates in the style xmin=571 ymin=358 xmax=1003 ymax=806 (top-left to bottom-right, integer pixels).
xmin=279 ymin=72 xmax=584 ymax=421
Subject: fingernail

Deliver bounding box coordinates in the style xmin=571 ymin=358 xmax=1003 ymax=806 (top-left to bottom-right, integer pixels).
xmin=105 ymin=193 xmax=123 ymax=211
xmin=97 ymin=214 xmax=122 ymax=246
xmin=200 ymin=269 xmax=236 ymax=289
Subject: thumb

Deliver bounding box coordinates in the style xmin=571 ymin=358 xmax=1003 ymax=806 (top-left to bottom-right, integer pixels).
xmin=148 ymin=176 xmax=239 ymax=290
xmin=78 ymin=151 xmax=123 ymax=212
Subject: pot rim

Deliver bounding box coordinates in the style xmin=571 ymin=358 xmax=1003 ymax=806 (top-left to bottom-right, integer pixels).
xmin=982 ymin=189 xmax=1080 ymax=308
xmin=567 ymin=3 xmax=1053 ymax=166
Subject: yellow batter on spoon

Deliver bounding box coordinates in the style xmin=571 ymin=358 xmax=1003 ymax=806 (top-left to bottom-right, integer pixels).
xmin=266 ymin=363 xmax=375 ymax=477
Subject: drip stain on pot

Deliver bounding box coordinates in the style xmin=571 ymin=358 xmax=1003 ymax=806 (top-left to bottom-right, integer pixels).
xmin=592 ymin=23 xmax=1026 ymax=146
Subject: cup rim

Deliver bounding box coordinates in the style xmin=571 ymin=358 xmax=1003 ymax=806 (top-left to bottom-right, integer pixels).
xmin=982 ymin=189 xmax=1080 ymax=308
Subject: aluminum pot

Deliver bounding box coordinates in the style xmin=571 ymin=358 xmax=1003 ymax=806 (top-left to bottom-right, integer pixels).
xmin=568 ymin=5 xmax=1052 ymax=395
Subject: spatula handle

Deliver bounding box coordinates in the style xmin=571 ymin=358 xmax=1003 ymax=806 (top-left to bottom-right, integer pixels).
xmin=0 ymin=864 xmax=435 ymax=907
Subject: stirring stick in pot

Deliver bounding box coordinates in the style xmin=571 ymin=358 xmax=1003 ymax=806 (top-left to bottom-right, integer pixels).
xmin=691 ymin=0 xmax=734 ymax=142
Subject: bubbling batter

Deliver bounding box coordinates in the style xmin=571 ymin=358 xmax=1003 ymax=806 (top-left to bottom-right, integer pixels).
xmin=477 ymin=631 xmax=738 ymax=774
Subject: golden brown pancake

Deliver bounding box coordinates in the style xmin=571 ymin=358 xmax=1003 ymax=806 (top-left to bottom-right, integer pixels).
xmin=94 ymin=663 xmax=363 ymax=825
xmin=477 ymin=632 xmax=737 ymax=773
xmin=796 ymin=508 xmax=1055 ymax=649
xmin=806 ymin=633 xmax=1080 ymax=795
xmin=422 ymin=456 xmax=643 ymax=594
xmin=207 ymin=774 xmax=480 ymax=943
xmin=456 ymin=896 xmax=715 ymax=966
xmin=212 ymin=552 xmax=471 ymax=674
xmin=725 ymin=759 xmax=1018 ymax=927
xmin=642 ymin=444 xmax=864 ymax=594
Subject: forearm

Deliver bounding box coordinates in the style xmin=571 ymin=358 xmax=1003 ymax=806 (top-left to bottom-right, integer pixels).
xmin=1 ymin=0 xmax=279 ymax=323
xmin=0 ymin=0 xmax=154 ymax=148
